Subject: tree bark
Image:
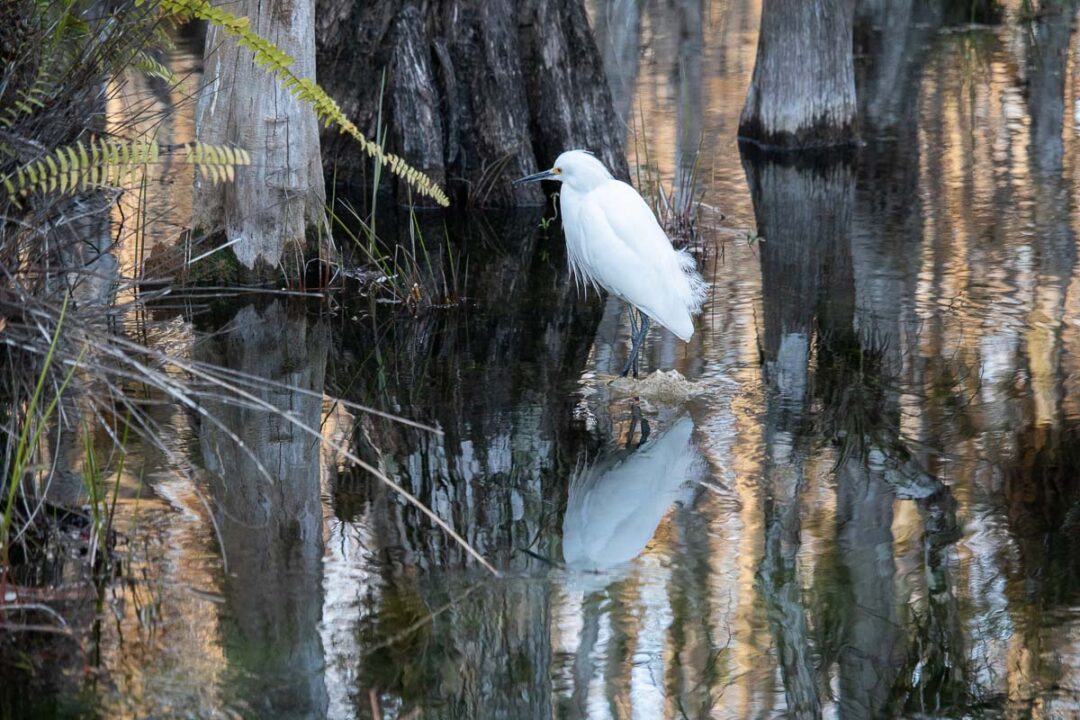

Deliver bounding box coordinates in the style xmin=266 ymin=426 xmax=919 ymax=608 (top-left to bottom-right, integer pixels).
xmin=739 ymin=0 xmax=857 ymax=148
xmin=315 ymin=0 xmax=627 ymax=207
xmin=518 ymin=0 xmax=629 ymax=184
xmin=193 ymin=0 xmax=326 ymax=277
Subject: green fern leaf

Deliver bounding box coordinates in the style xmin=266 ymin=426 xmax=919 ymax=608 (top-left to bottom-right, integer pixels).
xmin=1 ymin=139 xmax=250 ymax=206
xmin=132 ymin=52 xmax=179 ymax=85
xmin=143 ymin=0 xmax=450 ymax=206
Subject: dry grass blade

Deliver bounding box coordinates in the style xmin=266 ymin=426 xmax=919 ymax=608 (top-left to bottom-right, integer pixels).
xmin=2 ymin=294 xmax=495 ymax=575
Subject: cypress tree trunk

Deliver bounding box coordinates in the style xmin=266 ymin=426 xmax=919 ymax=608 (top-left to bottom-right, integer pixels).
xmin=517 ymin=0 xmax=628 ymax=184
xmin=315 ymin=0 xmax=627 ymax=207
xmin=193 ymin=0 xmax=326 ymax=277
xmin=739 ymin=0 xmax=857 ymax=148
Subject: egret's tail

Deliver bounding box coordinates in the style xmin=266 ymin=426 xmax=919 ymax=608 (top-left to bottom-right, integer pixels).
xmin=675 ymin=249 xmax=708 ymax=314
xmin=651 ymin=249 xmax=707 ymax=342
xmin=639 ymin=249 xmax=708 ymax=343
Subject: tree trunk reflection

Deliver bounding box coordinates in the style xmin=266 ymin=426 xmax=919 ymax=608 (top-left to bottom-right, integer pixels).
xmin=1002 ymin=5 xmax=1080 ymax=711
xmin=745 ymin=129 xmax=968 ymax=715
xmin=196 ymin=300 xmax=330 ymax=719
xmin=326 ymin=214 xmax=601 ymax=716
xmin=745 ymin=150 xmax=856 ymax=719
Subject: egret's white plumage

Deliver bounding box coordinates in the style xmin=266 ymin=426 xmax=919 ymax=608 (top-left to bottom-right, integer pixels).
xmin=528 ymin=150 xmax=707 ymax=342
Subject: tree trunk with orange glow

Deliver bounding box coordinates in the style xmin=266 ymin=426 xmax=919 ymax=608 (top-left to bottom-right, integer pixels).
xmin=739 ymin=0 xmax=857 ymax=148
xmin=193 ymin=0 xmax=327 ymax=278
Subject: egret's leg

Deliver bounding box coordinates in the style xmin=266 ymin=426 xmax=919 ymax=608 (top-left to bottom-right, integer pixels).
xmin=619 ymin=337 xmax=636 ymax=378
xmin=632 ymin=314 xmax=641 ymax=378
xmin=620 ymin=315 xmax=650 ymax=378
xmin=626 ymin=305 xmax=641 ymax=378
xmin=634 ymin=316 xmax=651 ymax=378
xmin=621 ymin=305 xmax=639 ymax=377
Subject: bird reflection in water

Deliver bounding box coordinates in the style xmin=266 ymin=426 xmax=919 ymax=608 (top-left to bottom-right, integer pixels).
xmin=562 ymin=415 xmax=704 ymax=572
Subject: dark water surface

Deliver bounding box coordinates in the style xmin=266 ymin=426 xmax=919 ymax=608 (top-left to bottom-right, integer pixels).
xmin=10 ymin=0 xmax=1080 ymax=717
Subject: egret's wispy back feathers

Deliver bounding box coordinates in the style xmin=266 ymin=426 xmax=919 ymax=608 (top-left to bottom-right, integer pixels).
xmin=676 ymin=247 xmax=708 ymax=314
xmin=564 ymin=179 xmax=705 ymax=340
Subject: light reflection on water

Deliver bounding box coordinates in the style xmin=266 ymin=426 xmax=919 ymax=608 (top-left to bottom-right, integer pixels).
xmin=12 ymin=0 xmax=1080 ymax=717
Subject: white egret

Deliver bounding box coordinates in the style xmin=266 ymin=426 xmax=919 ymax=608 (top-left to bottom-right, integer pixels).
xmin=514 ymin=150 xmax=707 ymax=377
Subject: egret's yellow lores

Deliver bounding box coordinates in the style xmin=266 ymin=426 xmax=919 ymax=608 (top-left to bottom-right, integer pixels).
xmin=515 ymin=150 xmax=707 ymax=377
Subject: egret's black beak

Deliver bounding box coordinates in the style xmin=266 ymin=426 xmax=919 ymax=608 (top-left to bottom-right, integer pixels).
xmin=512 ymin=168 xmax=557 ymax=185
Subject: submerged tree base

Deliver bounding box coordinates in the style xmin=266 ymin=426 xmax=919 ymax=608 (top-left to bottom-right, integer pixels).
xmin=737 ymin=115 xmax=860 ymax=151
xmin=143 ymin=225 xmax=336 ymax=287
xmin=738 ymin=0 xmax=858 ymax=151
xmin=142 ymin=232 xmax=243 ymax=285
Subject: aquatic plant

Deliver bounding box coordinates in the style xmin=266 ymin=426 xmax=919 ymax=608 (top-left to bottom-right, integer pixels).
xmin=330 ymin=199 xmax=468 ymax=310
xmin=629 ymin=104 xmax=707 ymax=245
xmin=0 ymin=0 xmax=481 ymax=638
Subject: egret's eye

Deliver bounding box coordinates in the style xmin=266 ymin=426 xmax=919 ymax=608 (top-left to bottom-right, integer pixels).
xmin=553 ymin=167 xmax=562 ymax=175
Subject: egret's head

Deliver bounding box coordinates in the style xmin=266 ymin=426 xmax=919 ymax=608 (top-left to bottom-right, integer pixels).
xmin=513 ymin=150 xmax=613 ymax=193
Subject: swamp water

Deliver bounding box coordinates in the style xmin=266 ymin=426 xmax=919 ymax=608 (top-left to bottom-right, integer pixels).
xmin=7 ymin=0 xmax=1080 ymax=717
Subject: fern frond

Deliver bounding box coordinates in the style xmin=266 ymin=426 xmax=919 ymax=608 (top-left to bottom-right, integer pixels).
xmin=132 ymin=51 xmax=178 ymax=85
xmin=182 ymin=141 xmax=250 ymax=184
xmin=139 ymin=0 xmax=451 ymax=207
xmin=1 ymin=72 xmax=54 ymax=130
xmin=1 ymin=139 xmax=250 ymax=206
